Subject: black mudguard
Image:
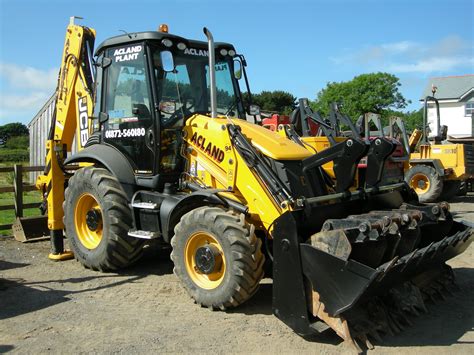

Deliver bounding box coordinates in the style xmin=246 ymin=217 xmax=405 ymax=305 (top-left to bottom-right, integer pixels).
xmin=64 ymin=144 xmax=135 ymax=185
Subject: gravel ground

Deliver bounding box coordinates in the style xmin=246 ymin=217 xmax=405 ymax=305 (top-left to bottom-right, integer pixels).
xmin=1 ymin=195 xmax=473 ymax=354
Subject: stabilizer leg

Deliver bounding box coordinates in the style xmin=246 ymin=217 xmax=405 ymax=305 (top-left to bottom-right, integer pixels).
xmin=48 ymin=229 xmax=74 ymax=261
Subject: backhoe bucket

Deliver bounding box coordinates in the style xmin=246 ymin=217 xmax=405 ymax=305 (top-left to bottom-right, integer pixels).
xmin=272 ymin=208 xmax=473 ymax=351
xmin=12 ymin=216 xmax=49 ymax=242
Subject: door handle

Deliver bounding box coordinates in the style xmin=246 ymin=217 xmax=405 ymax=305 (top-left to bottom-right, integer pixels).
xmin=146 ymin=128 xmax=155 ymax=150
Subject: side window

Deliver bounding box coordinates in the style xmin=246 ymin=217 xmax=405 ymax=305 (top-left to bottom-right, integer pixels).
xmin=466 ymin=102 xmax=474 ymax=117
xmin=103 ymin=44 xmax=154 ymax=174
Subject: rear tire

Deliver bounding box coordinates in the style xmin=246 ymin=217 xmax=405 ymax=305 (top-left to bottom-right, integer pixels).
xmin=405 ymin=165 xmax=443 ymax=203
xmin=64 ymin=167 xmax=144 ymax=271
xmin=171 ymin=206 xmax=264 ymax=310
xmin=440 ymin=180 xmax=461 ymax=201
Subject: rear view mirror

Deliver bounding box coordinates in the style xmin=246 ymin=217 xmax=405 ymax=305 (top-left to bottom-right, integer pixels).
xmin=161 ymin=50 xmax=175 ymax=72
xmin=248 ymin=104 xmax=260 ymax=116
xmin=233 ymin=59 xmax=242 ymax=80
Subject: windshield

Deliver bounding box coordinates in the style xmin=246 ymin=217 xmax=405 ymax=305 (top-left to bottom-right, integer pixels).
xmin=152 ymin=47 xmax=244 ymax=127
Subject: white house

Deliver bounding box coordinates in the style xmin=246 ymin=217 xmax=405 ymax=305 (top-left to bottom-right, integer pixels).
xmin=420 ymin=75 xmax=474 ymax=139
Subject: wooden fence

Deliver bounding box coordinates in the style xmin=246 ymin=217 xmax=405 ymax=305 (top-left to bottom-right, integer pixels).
xmin=0 ymin=164 xmax=44 ymax=231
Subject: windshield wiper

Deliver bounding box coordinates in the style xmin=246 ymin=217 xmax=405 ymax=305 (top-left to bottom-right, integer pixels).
xmin=225 ymin=98 xmax=239 ymax=117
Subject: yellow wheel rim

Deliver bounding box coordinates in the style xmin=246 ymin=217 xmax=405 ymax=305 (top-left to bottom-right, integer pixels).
xmin=184 ymin=231 xmax=226 ymax=290
xmin=74 ymin=193 xmax=103 ymax=250
xmin=410 ymin=173 xmax=430 ymax=194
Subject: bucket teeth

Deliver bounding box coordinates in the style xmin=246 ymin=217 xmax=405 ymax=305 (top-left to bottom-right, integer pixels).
xmin=339 ymin=269 xmax=459 ymax=351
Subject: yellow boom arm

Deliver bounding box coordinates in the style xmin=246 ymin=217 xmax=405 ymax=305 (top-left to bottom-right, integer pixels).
xmin=37 ymin=18 xmax=96 ymax=235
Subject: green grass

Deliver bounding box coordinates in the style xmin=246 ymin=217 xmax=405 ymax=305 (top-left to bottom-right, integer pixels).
xmin=0 ymin=162 xmax=43 ymax=236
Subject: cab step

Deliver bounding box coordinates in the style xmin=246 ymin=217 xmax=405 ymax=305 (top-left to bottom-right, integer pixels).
xmin=128 ymin=229 xmax=159 ymax=239
xmin=131 ymin=201 xmax=159 ymax=210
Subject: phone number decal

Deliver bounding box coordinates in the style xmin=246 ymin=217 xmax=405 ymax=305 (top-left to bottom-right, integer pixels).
xmin=105 ymin=127 xmax=146 ymax=139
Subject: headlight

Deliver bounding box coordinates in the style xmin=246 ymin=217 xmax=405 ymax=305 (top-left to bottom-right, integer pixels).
xmin=177 ymin=42 xmax=186 ymax=50
xmin=228 ymin=49 xmax=236 ymax=57
xmin=220 ymin=48 xmax=228 ymax=56
xmin=162 ymin=39 xmax=173 ymax=48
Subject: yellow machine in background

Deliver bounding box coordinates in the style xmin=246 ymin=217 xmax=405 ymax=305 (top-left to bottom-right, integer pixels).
xmin=403 ymin=93 xmax=474 ymax=202
xmin=270 ymin=100 xmax=406 ymax=191
xmin=35 ymin=18 xmax=473 ymax=352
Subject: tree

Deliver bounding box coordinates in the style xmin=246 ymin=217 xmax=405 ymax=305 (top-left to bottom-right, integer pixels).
xmin=312 ymin=73 xmax=409 ymax=119
xmin=5 ymin=135 xmax=29 ymax=149
xmin=0 ymin=122 xmax=29 ymax=141
xmin=403 ymin=108 xmax=424 ymax=132
xmin=249 ymin=90 xmax=297 ymax=115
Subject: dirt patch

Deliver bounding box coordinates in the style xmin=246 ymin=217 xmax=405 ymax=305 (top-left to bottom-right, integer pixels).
xmin=1 ymin=196 xmax=473 ymax=354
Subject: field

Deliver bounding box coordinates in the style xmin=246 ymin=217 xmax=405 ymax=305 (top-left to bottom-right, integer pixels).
xmin=0 ymin=196 xmax=473 ymax=354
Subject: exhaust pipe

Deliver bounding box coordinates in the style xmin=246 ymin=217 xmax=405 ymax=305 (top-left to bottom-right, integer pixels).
xmin=203 ymin=27 xmax=217 ymax=118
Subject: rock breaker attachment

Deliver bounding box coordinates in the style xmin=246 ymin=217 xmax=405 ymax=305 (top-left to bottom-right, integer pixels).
xmin=272 ymin=202 xmax=473 ymax=352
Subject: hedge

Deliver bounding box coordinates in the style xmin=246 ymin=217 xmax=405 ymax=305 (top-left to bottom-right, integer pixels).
xmin=0 ymin=148 xmax=29 ymax=162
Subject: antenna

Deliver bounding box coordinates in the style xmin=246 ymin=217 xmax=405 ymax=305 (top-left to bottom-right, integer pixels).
xmin=119 ymin=30 xmax=133 ymax=39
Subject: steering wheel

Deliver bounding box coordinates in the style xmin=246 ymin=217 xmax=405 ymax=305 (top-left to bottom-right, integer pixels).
xmin=161 ymin=98 xmax=195 ymax=128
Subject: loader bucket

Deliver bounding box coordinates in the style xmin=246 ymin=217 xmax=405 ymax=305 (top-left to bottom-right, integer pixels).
xmin=12 ymin=216 xmax=49 ymax=243
xmin=272 ymin=208 xmax=473 ymax=351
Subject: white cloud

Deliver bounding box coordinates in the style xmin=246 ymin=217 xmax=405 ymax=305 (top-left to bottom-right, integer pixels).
xmin=0 ymin=63 xmax=57 ymax=123
xmin=0 ymin=63 xmax=57 ymax=90
xmin=0 ymin=92 xmax=50 ymax=110
xmin=331 ymin=36 xmax=473 ymax=74
xmin=381 ymin=41 xmax=417 ymax=53
xmin=387 ymin=56 xmax=474 ymax=73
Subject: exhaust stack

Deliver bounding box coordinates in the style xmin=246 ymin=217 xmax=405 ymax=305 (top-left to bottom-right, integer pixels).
xmin=203 ymin=27 xmax=217 ymax=118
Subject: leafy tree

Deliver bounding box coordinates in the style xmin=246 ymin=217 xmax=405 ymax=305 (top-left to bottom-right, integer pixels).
xmin=247 ymin=90 xmax=297 ymax=115
xmin=403 ymin=108 xmax=424 ymax=132
xmin=5 ymin=135 xmax=29 ymax=149
xmin=312 ymin=73 xmax=409 ymax=119
xmin=0 ymin=123 xmax=29 ymax=141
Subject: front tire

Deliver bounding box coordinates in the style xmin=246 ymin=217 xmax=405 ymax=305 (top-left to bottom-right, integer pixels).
xmin=171 ymin=206 xmax=264 ymax=310
xmin=64 ymin=167 xmax=144 ymax=271
xmin=405 ymin=165 xmax=443 ymax=203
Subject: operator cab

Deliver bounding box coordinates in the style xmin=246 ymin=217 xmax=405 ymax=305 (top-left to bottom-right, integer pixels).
xmin=92 ymin=28 xmax=246 ymax=189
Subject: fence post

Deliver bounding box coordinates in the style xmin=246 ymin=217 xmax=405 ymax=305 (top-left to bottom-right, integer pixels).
xmin=14 ymin=164 xmax=23 ymax=218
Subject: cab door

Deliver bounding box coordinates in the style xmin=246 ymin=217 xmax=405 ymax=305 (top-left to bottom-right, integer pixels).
xmin=102 ymin=43 xmax=155 ymax=174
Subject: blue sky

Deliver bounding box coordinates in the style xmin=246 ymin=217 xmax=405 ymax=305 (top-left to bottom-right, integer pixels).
xmin=0 ymin=0 xmax=473 ymax=124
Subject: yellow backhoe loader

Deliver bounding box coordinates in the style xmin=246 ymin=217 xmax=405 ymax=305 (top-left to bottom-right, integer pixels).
xmin=36 ymin=18 xmax=473 ymax=351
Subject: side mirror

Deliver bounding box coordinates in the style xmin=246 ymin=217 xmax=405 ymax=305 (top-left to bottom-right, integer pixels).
xmin=98 ymin=112 xmax=109 ymax=123
xmin=248 ymin=104 xmax=260 ymax=116
xmin=100 ymin=57 xmax=112 ymax=68
xmin=233 ymin=59 xmax=242 ymax=80
xmin=161 ymin=50 xmax=175 ymax=72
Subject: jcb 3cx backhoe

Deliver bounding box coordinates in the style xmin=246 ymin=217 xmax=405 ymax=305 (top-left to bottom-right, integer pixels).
xmin=37 ymin=18 xmax=473 ymax=351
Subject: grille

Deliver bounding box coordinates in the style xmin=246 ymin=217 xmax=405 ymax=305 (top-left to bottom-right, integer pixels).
xmin=464 ymin=144 xmax=474 ymax=167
